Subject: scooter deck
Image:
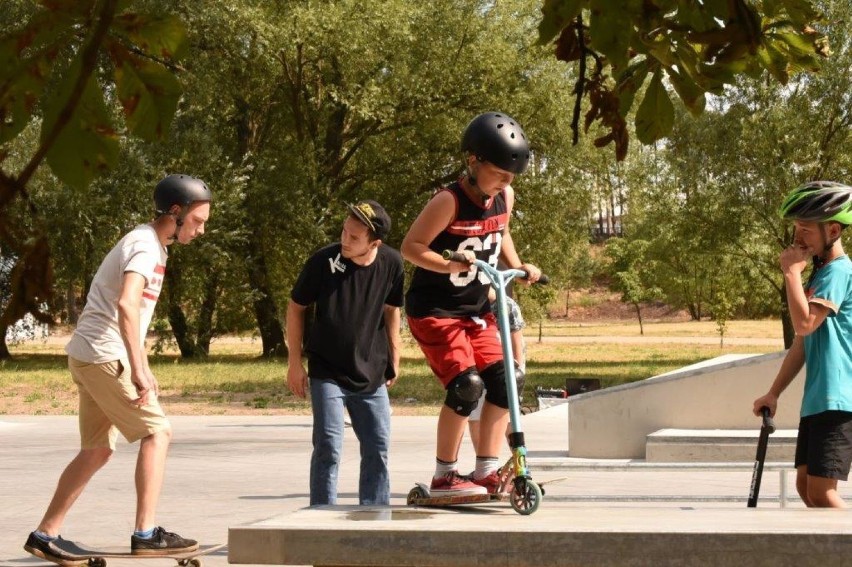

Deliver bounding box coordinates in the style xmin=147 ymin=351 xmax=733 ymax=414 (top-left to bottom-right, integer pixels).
xmin=407 ymin=482 xmax=509 ymax=506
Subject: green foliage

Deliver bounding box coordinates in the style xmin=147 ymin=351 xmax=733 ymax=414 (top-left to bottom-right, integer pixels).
xmin=537 ymin=0 xmax=829 ymax=158
xmin=0 ymin=1 xmax=187 ymax=188
xmin=604 ymin=238 xmax=662 ymax=307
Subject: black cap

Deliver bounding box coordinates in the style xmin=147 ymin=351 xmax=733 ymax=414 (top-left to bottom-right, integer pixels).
xmin=346 ymin=200 xmax=391 ymax=240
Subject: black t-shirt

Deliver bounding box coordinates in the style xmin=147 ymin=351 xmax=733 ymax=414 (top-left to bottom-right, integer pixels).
xmin=291 ymin=243 xmax=404 ymax=392
xmin=405 ymin=181 xmax=508 ymax=318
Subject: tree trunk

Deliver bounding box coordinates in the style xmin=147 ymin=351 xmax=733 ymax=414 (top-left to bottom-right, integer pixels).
xmin=195 ymin=270 xmax=219 ymax=356
xmin=245 ymin=236 xmax=287 ymax=358
xmin=0 ymin=325 xmax=9 ymax=360
xmin=66 ymin=281 xmax=78 ymax=325
xmin=634 ymin=302 xmax=644 ymax=335
xmin=167 ymin=301 xmax=200 ymax=358
xmin=234 ymin=96 xmax=287 ymax=359
xmin=164 ymin=262 xmax=201 ymax=358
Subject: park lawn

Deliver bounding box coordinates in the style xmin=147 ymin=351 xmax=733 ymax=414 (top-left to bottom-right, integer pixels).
xmin=534 ymin=318 xmax=783 ymax=338
xmin=0 ymin=323 xmax=781 ymax=416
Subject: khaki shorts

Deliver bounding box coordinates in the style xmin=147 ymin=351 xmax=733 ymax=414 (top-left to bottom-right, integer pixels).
xmin=68 ymin=357 xmax=170 ymax=449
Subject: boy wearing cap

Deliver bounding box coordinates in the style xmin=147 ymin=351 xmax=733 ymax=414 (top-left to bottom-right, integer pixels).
xmin=286 ymin=200 xmax=404 ymax=505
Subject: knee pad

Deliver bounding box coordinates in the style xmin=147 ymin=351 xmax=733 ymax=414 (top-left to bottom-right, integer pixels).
xmin=444 ymin=369 xmax=484 ymax=416
xmin=481 ymin=362 xmax=525 ymax=409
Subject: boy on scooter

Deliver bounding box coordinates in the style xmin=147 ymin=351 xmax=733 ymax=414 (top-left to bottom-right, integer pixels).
xmin=401 ymin=112 xmax=541 ymax=496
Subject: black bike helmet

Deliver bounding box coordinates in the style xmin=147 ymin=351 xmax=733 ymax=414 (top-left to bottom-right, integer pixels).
xmin=779 ymin=181 xmax=852 ymax=225
xmin=154 ymin=174 xmax=212 ymax=217
xmin=461 ymin=112 xmax=530 ymax=174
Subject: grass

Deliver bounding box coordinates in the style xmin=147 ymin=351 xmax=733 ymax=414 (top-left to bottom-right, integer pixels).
xmin=0 ymin=320 xmax=782 ymax=416
xmin=535 ymin=318 xmax=784 ymax=338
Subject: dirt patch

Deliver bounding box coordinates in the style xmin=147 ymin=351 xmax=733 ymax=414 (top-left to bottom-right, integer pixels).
xmin=549 ymin=288 xmax=692 ymax=323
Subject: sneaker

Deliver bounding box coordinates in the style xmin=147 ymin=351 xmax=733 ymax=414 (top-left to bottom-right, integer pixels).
xmin=472 ymin=470 xmax=502 ymax=494
xmin=24 ymin=532 xmax=69 ymax=564
xmin=131 ymin=527 xmax=198 ymax=555
xmin=429 ymin=471 xmax=487 ymax=496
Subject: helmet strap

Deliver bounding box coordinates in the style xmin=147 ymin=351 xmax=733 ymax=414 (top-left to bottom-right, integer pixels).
xmin=165 ymin=205 xmax=186 ymax=243
xmin=466 ymin=160 xmax=490 ymax=205
xmin=819 ymin=223 xmax=842 ymax=259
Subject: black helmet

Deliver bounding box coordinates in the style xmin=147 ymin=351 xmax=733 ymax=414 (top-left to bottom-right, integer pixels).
xmin=154 ymin=174 xmax=212 ymax=216
xmin=461 ymin=112 xmax=530 ymax=174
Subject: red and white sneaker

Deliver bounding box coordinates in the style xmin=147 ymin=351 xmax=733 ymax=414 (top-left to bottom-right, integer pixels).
xmin=472 ymin=471 xmax=502 ymax=494
xmin=430 ymin=471 xmax=487 ymax=496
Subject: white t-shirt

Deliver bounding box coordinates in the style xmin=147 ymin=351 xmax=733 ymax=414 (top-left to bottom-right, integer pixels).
xmin=66 ymin=224 xmax=167 ymax=363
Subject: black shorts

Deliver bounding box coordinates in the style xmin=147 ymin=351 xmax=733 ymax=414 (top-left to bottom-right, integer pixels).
xmin=794 ymin=410 xmax=852 ymax=480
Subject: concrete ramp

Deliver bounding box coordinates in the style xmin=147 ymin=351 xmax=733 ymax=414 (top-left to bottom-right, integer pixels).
xmin=228 ymin=505 xmax=852 ymax=566
xmin=568 ymin=352 xmax=803 ymax=458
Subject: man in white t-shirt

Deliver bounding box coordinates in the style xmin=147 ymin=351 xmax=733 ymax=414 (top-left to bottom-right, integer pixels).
xmin=24 ymin=175 xmax=211 ymax=562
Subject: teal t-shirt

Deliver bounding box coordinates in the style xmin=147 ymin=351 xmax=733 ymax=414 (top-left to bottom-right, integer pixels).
xmin=802 ymin=255 xmax=852 ymax=417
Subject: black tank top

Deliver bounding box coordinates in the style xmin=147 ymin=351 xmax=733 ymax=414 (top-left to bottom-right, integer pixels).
xmin=405 ymin=180 xmax=508 ymax=318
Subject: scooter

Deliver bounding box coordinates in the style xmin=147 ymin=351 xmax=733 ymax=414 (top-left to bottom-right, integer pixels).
xmin=406 ymin=251 xmax=549 ymax=515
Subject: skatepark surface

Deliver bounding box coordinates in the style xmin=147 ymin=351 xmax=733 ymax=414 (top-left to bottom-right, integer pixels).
xmin=2 ymin=405 xmax=851 ymax=567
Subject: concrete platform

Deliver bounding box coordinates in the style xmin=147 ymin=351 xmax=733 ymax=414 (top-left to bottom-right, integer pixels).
xmin=3 ymin=405 xmax=852 ymax=567
xmin=229 ymin=505 xmax=852 ymax=566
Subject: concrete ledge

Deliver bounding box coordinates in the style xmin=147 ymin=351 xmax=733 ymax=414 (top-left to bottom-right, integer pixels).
xmin=645 ymin=429 xmax=797 ymax=462
xmin=228 ymin=505 xmax=852 ymax=566
xmin=527 ymin=457 xmax=793 ymax=472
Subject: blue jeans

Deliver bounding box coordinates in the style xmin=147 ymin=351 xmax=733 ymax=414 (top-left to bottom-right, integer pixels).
xmin=309 ymin=378 xmax=391 ymax=505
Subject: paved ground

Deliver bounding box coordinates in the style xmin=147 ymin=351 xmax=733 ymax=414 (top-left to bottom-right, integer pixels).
xmin=1 ymin=406 xmax=848 ymax=567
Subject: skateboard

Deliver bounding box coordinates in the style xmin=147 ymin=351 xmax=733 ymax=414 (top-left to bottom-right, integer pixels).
xmin=747 ymin=406 xmax=776 ymax=508
xmin=41 ymin=539 xmax=225 ymax=567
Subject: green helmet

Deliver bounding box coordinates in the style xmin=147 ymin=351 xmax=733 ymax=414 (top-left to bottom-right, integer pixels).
xmin=779 ymin=181 xmax=852 ymax=225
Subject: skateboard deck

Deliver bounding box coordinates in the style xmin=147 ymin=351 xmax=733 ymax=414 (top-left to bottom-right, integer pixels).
xmin=43 ymin=540 xmax=225 ymax=567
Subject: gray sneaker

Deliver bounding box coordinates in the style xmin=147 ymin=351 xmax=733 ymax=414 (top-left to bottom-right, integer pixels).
xmin=130 ymin=527 xmax=198 ymax=555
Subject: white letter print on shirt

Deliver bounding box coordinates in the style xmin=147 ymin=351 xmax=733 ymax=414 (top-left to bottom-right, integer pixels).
xmin=329 ymin=253 xmax=346 ymax=274
xmin=449 ymin=232 xmax=502 ymax=287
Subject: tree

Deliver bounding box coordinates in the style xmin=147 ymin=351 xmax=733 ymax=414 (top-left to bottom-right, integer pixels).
xmin=537 ymin=0 xmax=830 ymax=159
xmin=604 ymin=237 xmax=662 ymax=334
xmin=0 ymin=0 xmax=187 ymax=358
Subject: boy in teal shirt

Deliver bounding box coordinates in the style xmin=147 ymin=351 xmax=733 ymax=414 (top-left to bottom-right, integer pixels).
xmin=754 ymin=181 xmax=852 ymax=508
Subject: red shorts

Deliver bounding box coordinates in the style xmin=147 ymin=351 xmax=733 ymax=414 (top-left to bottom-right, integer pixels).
xmin=407 ymin=313 xmax=503 ymax=387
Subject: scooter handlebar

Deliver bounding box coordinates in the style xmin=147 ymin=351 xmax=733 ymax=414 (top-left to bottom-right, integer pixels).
xmin=442 ymin=250 xmax=550 ymax=285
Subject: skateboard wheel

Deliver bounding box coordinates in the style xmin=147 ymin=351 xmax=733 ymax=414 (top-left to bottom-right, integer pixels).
xmin=407 ymin=486 xmax=427 ymax=505
xmin=88 ymin=559 xmax=106 ymax=567
xmin=510 ymin=478 xmax=542 ymax=515
xmin=177 ymin=559 xmax=202 ymax=567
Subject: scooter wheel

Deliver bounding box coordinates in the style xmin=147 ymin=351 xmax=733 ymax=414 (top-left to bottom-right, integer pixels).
xmin=407 ymin=486 xmax=427 ymax=505
xmin=511 ymin=478 xmax=542 ymax=515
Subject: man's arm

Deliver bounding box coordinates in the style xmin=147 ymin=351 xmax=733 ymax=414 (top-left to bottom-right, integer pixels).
xmin=286 ymin=300 xmax=309 ymax=398
xmin=117 ymin=271 xmax=153 ymax=406
xmin=753 ymin=335 xmax=805 ymax=417
xmin=383 ymin=305 xmax=401 ymax=387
